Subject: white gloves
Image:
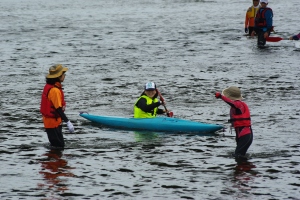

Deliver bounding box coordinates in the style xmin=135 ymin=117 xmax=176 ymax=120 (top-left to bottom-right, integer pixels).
xmin=67 ymin=121 xmax=74 ymax=133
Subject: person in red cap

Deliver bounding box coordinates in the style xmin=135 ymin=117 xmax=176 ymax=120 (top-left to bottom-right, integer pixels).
xmin=215 ymin=86 xmax=253 ymax=159
xmin=134 ymin=82 xmax=168 ymax=118
xmin=40 ymin=64 xmax=75 ymax=148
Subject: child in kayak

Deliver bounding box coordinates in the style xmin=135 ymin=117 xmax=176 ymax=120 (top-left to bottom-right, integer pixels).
xmin=289 ymin=32 xmax=300 ymax=40
xmin=134 ymin=82 xmax=167 ymax=118
xmin=215 ymin=86 xmax=253 ymax=159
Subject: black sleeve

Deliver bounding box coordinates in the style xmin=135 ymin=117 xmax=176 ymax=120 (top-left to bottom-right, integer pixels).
xmin=135 ymin=97 xmax=160 ymax=112
xmin=56 ymin=107 xmax=69 ymax=122
xmin=157 ymin=108 xmax=165 ymax=114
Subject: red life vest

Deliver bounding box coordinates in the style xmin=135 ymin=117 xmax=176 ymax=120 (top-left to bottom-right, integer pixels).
xmin=229 ymin=101 xmax=251 ymax=128
xmin=255 ymin=7 xmax=273 ymax=27
xmin=40 ymin=83 xmax=66 ymax=118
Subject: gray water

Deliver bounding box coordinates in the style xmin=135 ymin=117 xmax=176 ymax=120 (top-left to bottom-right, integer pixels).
xmin=1 ymin=0 xmax=300 ymax=199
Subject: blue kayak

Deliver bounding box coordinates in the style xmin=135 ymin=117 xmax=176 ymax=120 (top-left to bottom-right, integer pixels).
xmin=79 ymin=113 xmax=224 ymax=133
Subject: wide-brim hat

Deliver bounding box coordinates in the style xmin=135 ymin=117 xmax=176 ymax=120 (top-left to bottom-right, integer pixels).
xmin=222 ymin=86 xmax=243 ymax=100
xmin=145 ymin=82 xmax=156 ymax=91
xmin=46 ymin=64 xmax=68 ymax=78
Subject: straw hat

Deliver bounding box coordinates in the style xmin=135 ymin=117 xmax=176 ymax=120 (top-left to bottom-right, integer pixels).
xmin=46 ymin=64 xmax=68 ymax=78
xmin=222 ymin=86 xmax=243 ymax=100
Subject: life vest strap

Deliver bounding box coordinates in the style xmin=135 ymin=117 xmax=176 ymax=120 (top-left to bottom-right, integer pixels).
xmin=228 ymin=118 xmax=251 ymax=123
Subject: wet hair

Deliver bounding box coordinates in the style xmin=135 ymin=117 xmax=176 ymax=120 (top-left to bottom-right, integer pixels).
xmin=46 ymin=72 xmax=65 ymax=84
xmin=46 ymin=77 xmax=60 ymax=85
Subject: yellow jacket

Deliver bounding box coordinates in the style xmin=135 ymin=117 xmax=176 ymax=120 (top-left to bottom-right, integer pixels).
xmin=134 ymin=95 xmax=159 ymax=118
xmin=245 ymin=6 xmax=260 ymax=28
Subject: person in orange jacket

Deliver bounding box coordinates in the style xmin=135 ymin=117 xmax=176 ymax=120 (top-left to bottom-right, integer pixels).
xmin=244 ymin=0 xmax=260 ymax=36
xmin=40 ymin=64 xmax=74 ymax=148
xmin=215 ymin=86 xmax=253 ymax=159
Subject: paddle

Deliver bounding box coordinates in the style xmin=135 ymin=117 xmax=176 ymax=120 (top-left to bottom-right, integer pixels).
xmin=266 ymin=37 xmax=300 ymax=48
xmin=156 ymin=89 xmax=173 ymax=117
xmin=266 ymin=36 xmax=288 ymax=42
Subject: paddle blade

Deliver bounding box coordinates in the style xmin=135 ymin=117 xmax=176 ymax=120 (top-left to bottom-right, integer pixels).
xmin=266 ymin=37 xmax=283 ymax=42
xmin=167 ymin=111 xmax=173 ymax=117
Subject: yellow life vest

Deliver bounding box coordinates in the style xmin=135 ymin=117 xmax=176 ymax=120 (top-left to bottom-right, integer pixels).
xmin=247 ymin=6 xmax=259 ymax=18
xmin=134 ymin=95 xmax=159 ymax=118
xmin=245 ymin=6 xmax=260 ymax=27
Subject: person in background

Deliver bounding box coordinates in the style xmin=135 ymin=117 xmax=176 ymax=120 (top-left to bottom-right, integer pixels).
xmin=251 ymin=0 xmax=273 ymax=46
xmin=134 ymin=82 xmax=167 ymax=118
xmin=289 ymin=32 xmax=300 ymax=40
xmin=244 ymin=0 xmax=260 ymax=36
xmin=40 ymin=64 xmax=74 ymax=148
xmin=215 ymin=86 xmax=253 ymax=159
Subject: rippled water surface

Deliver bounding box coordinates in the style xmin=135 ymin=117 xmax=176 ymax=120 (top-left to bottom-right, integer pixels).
xmin=1 ymin=0 xmax=300 ymax=199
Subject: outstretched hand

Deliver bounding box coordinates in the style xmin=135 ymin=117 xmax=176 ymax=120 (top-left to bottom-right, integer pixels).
xmin=215 ymin=92 xmax=222 ymax=99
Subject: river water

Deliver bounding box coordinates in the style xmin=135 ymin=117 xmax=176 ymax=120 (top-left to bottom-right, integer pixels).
xmin=1 ymin=0 xmax=300 ymax=199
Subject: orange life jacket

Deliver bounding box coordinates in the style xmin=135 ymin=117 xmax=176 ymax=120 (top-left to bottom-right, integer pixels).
xmin=40 ymin=83 xmax=66 ymax=118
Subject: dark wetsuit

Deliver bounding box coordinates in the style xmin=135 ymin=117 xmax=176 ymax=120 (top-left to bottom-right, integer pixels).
xmin=254 ymin=7 xmax=273 ymax=46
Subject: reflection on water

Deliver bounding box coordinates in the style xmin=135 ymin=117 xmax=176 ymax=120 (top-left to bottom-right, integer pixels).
xmin=38 ymin=149 xmax=75 ymax=197
xmin=232 ymin=159 xmax=257 ymax=197
xmin=134 ymin=131 xmax=159 ymax=142
xmin=234 ymin=158 xmax=257 ymax=178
